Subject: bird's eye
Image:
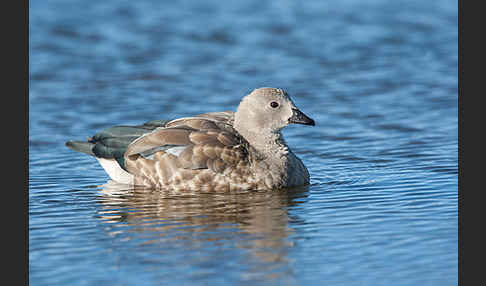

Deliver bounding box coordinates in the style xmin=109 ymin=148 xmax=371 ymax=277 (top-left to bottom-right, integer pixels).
xmin=270 ymin=101 xmax=279 ymax=108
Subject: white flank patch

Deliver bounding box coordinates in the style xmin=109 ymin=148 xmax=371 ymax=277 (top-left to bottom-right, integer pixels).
xmin=96 ymin=158 xmax=134 ymax=185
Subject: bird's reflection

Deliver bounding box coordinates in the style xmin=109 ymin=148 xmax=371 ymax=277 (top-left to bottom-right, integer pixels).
xmin=95 ymin=180 xmax=309 ymax=281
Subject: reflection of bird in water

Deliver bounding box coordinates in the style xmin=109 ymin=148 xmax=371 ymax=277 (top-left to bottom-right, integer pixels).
xmin=66 ymin=87 xmax=315 ymax=191
xmin=96 ymin=180 xmax=309 ymax=280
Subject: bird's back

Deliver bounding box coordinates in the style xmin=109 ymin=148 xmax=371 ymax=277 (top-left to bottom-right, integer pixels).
xmin=67 ymin=111 xmax=269 ymax=191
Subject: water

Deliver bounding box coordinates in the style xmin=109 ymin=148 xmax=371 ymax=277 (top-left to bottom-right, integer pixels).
xmin=29 ymin=0 xmax=458 ymax=285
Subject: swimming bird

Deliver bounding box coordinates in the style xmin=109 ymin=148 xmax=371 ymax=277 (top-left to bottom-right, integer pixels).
xmin=66 ymin=87 xmax=315 ymax=191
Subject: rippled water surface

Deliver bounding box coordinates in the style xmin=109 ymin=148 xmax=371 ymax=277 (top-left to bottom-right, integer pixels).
xmin=29 ymin=0 xmax=458 ymax=285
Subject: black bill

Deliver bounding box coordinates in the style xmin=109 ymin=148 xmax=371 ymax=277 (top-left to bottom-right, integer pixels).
xmin=289 ymin=108 xmax=315 ymax=126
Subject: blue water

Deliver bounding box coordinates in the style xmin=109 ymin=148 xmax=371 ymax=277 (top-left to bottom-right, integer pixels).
xmin=29 ymin=0 xmax=458 ymax=285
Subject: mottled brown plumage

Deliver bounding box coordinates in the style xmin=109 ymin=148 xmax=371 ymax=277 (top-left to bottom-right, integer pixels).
xmin=123 ymin=114 xmax=257 ymax=191
xmin=66 ymin=87 xmax=315 ymax=191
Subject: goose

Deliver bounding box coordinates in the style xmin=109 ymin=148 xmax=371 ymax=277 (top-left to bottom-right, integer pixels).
xmin=66 ymin=87 xmax=315 ymax=191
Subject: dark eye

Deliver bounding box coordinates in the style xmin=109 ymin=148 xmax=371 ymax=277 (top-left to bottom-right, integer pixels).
xmin=270 ymin=101 xmax=279 ymax=108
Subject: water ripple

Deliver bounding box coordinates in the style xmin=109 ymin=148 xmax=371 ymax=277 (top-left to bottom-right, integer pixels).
xmin=30 ymin=0 xmax=457 ymax=285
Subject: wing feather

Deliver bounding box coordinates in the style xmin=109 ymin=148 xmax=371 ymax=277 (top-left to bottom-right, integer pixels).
xmin=124 ymin=116 xmax=249 ymax=175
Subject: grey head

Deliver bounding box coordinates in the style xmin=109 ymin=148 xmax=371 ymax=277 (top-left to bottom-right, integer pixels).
xmin=234 ymin=87 xmax=314 ymax=133
xmin=233 ymin=87 xmax=314 ymax=151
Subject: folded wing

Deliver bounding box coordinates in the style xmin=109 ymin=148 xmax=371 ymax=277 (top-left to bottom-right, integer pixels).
xmin=124 ymin=114 xmax=249 ymax=180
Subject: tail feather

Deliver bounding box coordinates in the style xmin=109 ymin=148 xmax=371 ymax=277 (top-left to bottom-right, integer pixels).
xmin=65 ymin=119 xmax=172 ymax=181
xmin=65 ymin=140 xmax=96 ymax=156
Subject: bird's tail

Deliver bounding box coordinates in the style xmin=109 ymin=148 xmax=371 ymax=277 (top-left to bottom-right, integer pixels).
xmin=65 ymin=140 xmax=96 ymax=156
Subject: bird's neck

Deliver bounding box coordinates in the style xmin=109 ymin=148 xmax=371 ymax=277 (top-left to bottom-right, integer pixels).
xmin=236 ymin=128 xmax=289 ymax=159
